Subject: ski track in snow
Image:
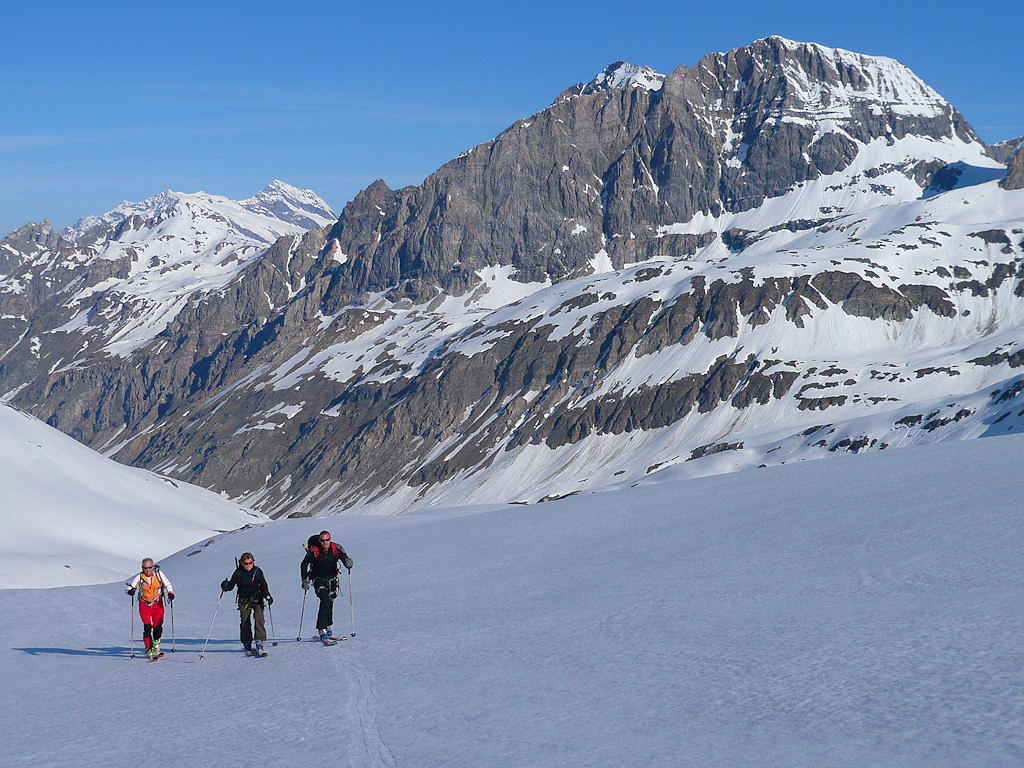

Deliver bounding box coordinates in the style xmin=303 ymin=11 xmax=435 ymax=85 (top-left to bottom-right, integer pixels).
xmin=343 ymin=653 xmax=398 ymax=768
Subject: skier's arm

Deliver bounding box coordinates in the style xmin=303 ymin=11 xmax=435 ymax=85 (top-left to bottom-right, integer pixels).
xmin=220 ymin=569 xmax=238 ymax=592
xmin=125 ymin=573 xmax=141 ymax=593
xmin=338 ymin=547 xmax=353 ymax=570
xmin=258 ymin=569 xmax=272 ymax=604
xmin=158 ymin=571 xmax=175 ymax=595
xmin=300 ymin=551 xmax=313 ymax=579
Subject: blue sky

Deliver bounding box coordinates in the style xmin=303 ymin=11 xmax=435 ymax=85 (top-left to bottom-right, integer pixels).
xmin=1 ymin=0 xmax=1021 ymax=235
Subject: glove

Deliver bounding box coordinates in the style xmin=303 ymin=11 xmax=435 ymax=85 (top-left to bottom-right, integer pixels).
xmin=343 ymin=556 xmax=353 ymax=570
xmin=126 ymin=587 xmax=136 ymax=596
xmin=167 ymin=592 xmax=175 ymax=602
xmin=220 ymin=579 xmax=231 ymax=592
xmin=302 ymin=579 xmax=310 ymax=591
xmin=266 ymin=595 xmax=274 ymax=606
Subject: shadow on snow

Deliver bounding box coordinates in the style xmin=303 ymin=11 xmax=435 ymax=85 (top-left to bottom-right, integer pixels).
xmin=14 ymin=638 xmax=241 ymax=658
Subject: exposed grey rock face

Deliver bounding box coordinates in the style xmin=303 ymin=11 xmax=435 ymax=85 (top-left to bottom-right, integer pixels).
xmin=317 ymin=37 xmax=976 ymax=307
xmin=1003 ymin=144 xmax=1024 ymax=190
xmin=989 ymin=136 xmax=1024 ymax=163
xmin=1 ymin=38 xmax=1021 ymax=518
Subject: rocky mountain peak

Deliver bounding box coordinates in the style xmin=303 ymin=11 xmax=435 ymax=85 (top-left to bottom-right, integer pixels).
xmin=989 ymin=136 xmax=1024 ymax=163
xmin=580 ymin=61 xmax=665 ymax=95
xmin=320 ymin=36 xmax=990 ymax=309
xmin=2 ymin=219 xmax=59 ymax=249
xmin=241 ymin=180 xmax=336 ymax=229
xmin=61 ymin=189 xmax=185 ymax=242
xmin=686 ymin=36 xmax=967 ymax=136
xmin=1 ymin=219 xmax=64 ymax=272
xmin=1002 ymin=142 xmax=1024 ymax=190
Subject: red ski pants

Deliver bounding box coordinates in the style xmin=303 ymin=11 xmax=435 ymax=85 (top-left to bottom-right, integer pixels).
xmin=138 ymin=601 xmax=165 ymax=649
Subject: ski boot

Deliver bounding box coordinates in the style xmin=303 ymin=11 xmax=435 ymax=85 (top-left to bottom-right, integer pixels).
xmin=243 ymin=642 xmax=254 ymax=656
xmin=254 ymin=640 xmax=267 ymax=657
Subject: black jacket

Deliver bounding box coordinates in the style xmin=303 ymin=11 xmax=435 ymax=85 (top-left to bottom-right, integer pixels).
xmin=223 ymin=565 xmax=270 ymax=604
xmin=301 ymin=542 xmax=353 ymax=580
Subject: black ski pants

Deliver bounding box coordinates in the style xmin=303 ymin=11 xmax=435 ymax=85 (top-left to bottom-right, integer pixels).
xmin=313 ymin=576 xmax=338 ymax=630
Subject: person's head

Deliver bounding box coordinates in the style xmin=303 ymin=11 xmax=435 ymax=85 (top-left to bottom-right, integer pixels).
xmin=141 ymin=558 xmax=155 ymax=572
xmin=318 ymin=531 xmax=332 ymax=545
xmin=239 ymin=553 xmax=255 ymax=569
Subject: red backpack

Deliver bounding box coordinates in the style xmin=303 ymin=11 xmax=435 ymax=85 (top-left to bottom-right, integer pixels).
xmin=306 ymin=534 xmax=339 ymax=559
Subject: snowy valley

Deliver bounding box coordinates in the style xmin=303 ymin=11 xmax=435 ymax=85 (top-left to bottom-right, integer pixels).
xmin=2 ymin=434 xmax=1023 ymax=766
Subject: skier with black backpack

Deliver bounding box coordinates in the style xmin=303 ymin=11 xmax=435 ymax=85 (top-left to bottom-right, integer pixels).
xmin=220 ymin=552 xmax=273 ymax=656
xmin=300 ymin=531 xmax=353 ymax=644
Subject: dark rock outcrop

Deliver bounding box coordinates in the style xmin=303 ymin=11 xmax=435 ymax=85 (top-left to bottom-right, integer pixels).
xmin=1003 ymin=145 xmax=1024 ymax=190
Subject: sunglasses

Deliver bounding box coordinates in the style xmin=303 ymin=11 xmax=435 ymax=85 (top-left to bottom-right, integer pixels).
xmin=319 ymin=538 xmax=331 ymax=543
xmin=142 ymin=566 xmax=155 ymax=570
xmin=242 ymin=561 xmax=255 ymax=565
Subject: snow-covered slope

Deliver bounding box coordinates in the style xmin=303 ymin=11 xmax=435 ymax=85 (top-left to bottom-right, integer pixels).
xmin=225 ymin=165 xmax=1024 ymax=515
xmin=0 ymin=433 xmax=1022 ymax=766
xmin=0 ymin=404 xmax=262 ymax=588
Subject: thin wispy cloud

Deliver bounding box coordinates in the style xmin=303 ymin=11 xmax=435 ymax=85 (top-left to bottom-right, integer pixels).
xmin=0 ymin=114 xmax=330 ymax=153
xmin=0 ymin=78 xmax=523 ymax=134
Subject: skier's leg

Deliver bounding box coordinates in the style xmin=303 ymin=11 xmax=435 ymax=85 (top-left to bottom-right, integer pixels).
xmin=239 ymin=602 xmax=254 ymax=647
xmin=325 ymin=577 xmax=338 ymax=631
xmin=139 ymin=602 xmax=155 ymax=650
xmin=254 ymin=605 xmax=267 ymax=642
xmin=314 ymin=580 xmax=331 ymax=630
xmin=152 ymin=602 xmax=165 ymax=645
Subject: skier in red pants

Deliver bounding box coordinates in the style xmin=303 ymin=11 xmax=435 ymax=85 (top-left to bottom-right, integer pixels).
xmin=126 ymin=558 xmax=175 ymax=660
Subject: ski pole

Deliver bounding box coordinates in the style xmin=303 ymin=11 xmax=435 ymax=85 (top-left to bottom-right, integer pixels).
xmin=297 ymin=587 xmax=307 ymax=641
xmin=348 ymin=569 xmax=356 ymax=638
xmin=169 ymin=597 xmax=176 ymax=653
xmin=267 ymin=602 xmax=278 ymax=646
xmin=199 ymin=590 xmax=225 ymax=661
xmin=129 ymin=588 xmax=135 ymax=659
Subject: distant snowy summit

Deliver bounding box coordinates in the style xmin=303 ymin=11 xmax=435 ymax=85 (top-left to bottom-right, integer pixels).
xmin=239 ymin=180 xmax=337 ymax=230
xmin=62 ymin=180 xmax=335 ymax=242
xmin=0 ymin=180 xmax=337 ymax=358
xmin=581 ymin=62 xmax=666 ymax=94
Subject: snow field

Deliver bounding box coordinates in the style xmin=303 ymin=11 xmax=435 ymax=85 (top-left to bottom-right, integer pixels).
xmin=2 ymin=434 xmax=1024 ymax=766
